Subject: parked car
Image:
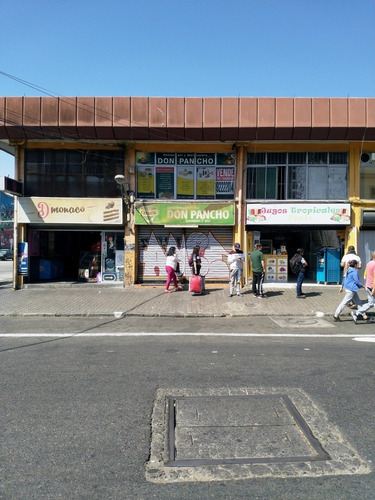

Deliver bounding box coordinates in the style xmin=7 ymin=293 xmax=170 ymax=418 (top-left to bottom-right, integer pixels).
xmin=0 ymin=250 xmax=13 ymax=260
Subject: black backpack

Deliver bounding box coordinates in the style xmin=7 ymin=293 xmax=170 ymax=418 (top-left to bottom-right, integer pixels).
xmin=289 ymin=254 xmax=301 ymax=275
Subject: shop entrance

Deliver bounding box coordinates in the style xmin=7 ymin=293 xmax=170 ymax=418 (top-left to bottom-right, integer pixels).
xmin=27 ymin=229 xmax=124 ymax=283
xmin=246 ymin=227 xmax=343 ymax=284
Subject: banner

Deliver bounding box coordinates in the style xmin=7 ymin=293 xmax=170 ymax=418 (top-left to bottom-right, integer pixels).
xmin=135 ymin=201 xmax=235 ymax=226
xmin=18 ymin=198 xmax=123 ymax=224
xmin=246 ymin=203 xmax=351 ymax=225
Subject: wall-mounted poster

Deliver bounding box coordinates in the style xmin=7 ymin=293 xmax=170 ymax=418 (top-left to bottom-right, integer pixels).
xmin=156 ymin=167 xmax=174 ymax=199
xmin=217 ymin=153 xmax=235 ymax=165
xmin=197 ymin=167 xmax=215 ymax=199
xmin=177 ymin=166 xmax=194 ymax=199
xmin=136 ymin=152 xmax=155 ymax=165
xmin=216 ymin=166 xmax=235 ymax=199
xmin=137 ymin=166 xmax=155 ymax=198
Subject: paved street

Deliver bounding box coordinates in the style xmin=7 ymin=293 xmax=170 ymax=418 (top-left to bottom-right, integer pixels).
xmin=1 ymin=263 xmax=374 ymax=498
xmin=1 ymin=332 xmax=374 ymax=499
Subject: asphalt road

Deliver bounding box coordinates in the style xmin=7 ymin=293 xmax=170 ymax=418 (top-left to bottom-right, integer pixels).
xmin=1 ymin=317 xmax=374 ymax=499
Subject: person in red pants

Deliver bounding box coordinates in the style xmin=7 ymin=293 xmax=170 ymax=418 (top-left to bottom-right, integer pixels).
xmin=165 ymin=246 xmax=182 ymax=293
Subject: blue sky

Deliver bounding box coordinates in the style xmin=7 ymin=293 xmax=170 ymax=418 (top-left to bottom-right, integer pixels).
xmin=1 ymin=0 xmax=375 ymax=176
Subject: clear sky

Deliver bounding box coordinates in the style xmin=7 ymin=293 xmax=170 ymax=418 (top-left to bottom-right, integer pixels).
xmin=1 ymin=0 xmax=375 ymax=176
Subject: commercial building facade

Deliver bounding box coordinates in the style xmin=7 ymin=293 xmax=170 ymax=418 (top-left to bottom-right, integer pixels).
xmin=0 ymin=96 xmax=374 ymax=288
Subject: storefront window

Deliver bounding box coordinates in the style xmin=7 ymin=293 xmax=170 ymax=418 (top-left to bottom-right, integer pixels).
xmin=360 ymin=159 xmax=375 ymax=200
xmin=136 ymin=151 xmax=235 ymax=200
xmin=24 ymin=149 xmax=124 ymax=197
xmin=247 ymin=152 xmax=348 ymax=201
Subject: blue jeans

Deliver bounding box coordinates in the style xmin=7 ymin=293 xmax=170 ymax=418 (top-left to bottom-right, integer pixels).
xmin=296 ymin=271 xmax=305 ymax=296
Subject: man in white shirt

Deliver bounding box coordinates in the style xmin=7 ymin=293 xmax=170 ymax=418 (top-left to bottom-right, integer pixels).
xmin=228 ymin=242 xmax=245 ymax=297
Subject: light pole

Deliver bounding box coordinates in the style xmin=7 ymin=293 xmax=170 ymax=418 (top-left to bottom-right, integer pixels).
xmin=114 ymin=175 xmax=134 ymax=222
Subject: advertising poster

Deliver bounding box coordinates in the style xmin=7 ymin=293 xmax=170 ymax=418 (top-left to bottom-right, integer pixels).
xmin=177 ymin=166 xmax=194 ymax=199
xmin=156 ymin=152 xmax=175 ymax=165
xmin=137 ymin=166 xmax=155 ymax=198
xmin=216 ymin=166 xmax=235 ymax=198
xmin=136 ymin=152 xmax=155 ymax=165
xmin=156 ymin=167 xmax=174 ymax=199
xmin=177 ymin=153 xmax=195 ymax=166
xmin=217 ymin=153 xmax=236 ymax=166
xmin=17 ymin=242 xmax=28 ymax=276
xmin=196 ymin=167 xmax=215 ymax=199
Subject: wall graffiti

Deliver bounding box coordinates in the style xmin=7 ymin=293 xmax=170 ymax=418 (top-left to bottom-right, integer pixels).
xmin=139 ymin=229 xmax=231 ymax=279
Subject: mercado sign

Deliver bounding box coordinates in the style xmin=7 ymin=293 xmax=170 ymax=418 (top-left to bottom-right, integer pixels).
xmin=135 ymin=201 xmax=235 ymax=226
xmin=18 ymin=197 xmax=123 ymax=224
xmin=246 ymin=203 xmax=351 ymax=225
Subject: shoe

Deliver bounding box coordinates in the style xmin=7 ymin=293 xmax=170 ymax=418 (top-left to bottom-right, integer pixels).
xmin=175 ymin=286 xmax=183 ymax=291
xmin=253 ymin=293 xmax=258 ymax=298
xmin=297 ymin=294 xmax=306 ymax=298
xmin=228 ymin=294 xmax=233 ymax=297
xmin=349 ymin=304 xmax=357 ymax=310
xmin=164 ymin=289 xmax=171 ymax=293
xmin=363 ymin=314 xmax=368 ymax=320
xmin=258 ymin=294 xmax=266 ymax=299
xmin=237 ymin=293 xmax=243 ymax=297
xmin=351 ymin=311 xmax=358 ymax=323
xmin=333 ymin=315 xmax=341 ymax=322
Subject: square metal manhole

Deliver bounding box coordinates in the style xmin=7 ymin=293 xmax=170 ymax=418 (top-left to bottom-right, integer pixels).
xmin=166 ymin=394 xmax=330 ymax=467
xmin=146 ymin=387 xmax=371 ymax=483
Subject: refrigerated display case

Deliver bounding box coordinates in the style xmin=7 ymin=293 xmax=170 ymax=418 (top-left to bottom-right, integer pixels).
xmin=316 ymin=248 xmax=341 ymax=284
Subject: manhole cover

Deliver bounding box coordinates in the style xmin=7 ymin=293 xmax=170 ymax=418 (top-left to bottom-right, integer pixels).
xmin=271 ymin=317 xmax=334 ymax=328
xmin=166 ymin=394 xmax=330 ymax=467
xmin=146 ymin=387 xmax=371 ymax=483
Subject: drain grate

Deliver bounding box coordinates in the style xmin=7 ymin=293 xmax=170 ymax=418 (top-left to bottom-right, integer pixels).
xmin=166 ymin=394 xmax=331 ymax=467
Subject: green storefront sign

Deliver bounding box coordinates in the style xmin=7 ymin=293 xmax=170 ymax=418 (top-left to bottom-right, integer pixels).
xmin=135 ymin=202 xmax=235 ymax=226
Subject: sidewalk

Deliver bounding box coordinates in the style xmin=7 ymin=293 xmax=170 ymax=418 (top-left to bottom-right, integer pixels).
xmin=0 ymin=280 xmax=355 ymax=319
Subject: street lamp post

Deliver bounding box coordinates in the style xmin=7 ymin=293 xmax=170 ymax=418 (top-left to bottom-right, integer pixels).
xmin=114 ymin=174 xmax=136 ymax=286
xmin=114 ymin=175 xmax=135 ymax=222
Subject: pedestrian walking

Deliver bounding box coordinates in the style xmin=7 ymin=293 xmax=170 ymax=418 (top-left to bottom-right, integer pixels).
xmin=290 ymin=248 xmax=308 ymax=298
xmin=341 ymin=245 xmax=362 ymax=275
xmin=340 ymin=245 xmax=362 ymax=308
xmin=250 ymin=243 xmax=266 ymax=298
xmin=333 ymin=260 xmax=364 ymax=321
xmin=165 ymin=246 xmax=182 ymax=293
xmin=351 ymin=251 xmax=375 ymax=322
xmin=228 ymin=242 xmax=245 ymax=297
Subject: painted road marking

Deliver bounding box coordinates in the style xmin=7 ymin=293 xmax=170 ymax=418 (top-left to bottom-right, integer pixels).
xmin=0 ymin=332 xmax=375 ymax=338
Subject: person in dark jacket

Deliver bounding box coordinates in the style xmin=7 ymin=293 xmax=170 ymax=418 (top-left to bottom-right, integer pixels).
xmin=190 ymin=245 xmax=201 ymax=276
xmin=333 ymin=260 xmax=364 ymax=321
xmin=294 ymin=248 xmax=308 ymax=298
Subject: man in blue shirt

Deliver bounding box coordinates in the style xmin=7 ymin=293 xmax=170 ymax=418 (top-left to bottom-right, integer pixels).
xmin=333 ymin=260 xmax=364 ymax=321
